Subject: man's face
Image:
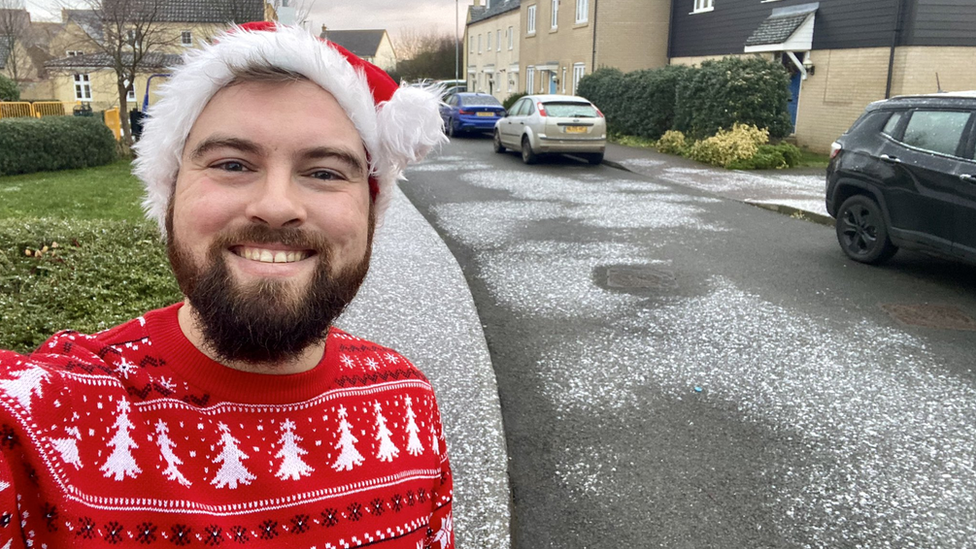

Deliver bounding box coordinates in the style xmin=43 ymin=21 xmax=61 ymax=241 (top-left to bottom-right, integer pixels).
xmin=168 ymin=79 xmax=373 ymax=365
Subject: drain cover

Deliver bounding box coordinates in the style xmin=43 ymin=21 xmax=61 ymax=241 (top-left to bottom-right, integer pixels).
xmin=605 ymin=266 xmax=677 ymax=290
xmin=881 ymin=303 xmax=976 ymax=331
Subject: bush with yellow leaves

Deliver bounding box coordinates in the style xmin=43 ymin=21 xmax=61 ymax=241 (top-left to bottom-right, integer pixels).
xmin=655 ymin=130 xmax=688 ymax=155
xmin=686 ymin=123 xmax=769 ymax=168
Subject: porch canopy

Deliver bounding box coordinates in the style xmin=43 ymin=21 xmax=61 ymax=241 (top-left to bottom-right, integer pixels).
xmin=743 ymin=2 xmax=818 ymax=54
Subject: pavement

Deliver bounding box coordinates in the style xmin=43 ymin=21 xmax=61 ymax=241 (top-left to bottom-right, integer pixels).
xmin=337 ymin=142 xmax=834 ymax=549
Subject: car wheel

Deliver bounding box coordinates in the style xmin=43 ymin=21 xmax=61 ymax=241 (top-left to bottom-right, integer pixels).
xmin=521 ymin=136 xmax=537 ymax=164
xmin=493 ymin=130 xmax=506 ymax=153
xmin=835 ymin=194 xmax=898 ymax=264
xmin=447 ymin=119 xmax=456 ymax=138
xmin=585 ymin=152 xmax=604 ymax=165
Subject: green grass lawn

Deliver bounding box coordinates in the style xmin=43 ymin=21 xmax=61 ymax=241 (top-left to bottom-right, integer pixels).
xmin=0 ymin=160 xmax=181 ymax=354
xmin=0 ymin=159 xmax=146 ymax=220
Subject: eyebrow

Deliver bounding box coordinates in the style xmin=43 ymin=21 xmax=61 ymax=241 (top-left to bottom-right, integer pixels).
xmin=188 ymin=137 xmax=368 ymax=179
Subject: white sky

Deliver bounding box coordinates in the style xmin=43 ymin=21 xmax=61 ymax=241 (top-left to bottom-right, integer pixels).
xmin=23 ymin=0 xmax=472 ymax=45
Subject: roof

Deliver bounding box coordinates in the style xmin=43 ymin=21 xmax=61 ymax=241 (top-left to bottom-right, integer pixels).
xmin=63 ymin=10 xmax=104 ymax=42
xmin=68 ymin=0 xmax=264 ymax=29
xmin=745 ymin=3 xmax=818 ymax=47
xmin=469 ymin=0 xmax=520 ymax=24
xmin=318 ymin=29 xmax=386 ymax=58
xmin=45 ymin=50 xmax=182 ymax=70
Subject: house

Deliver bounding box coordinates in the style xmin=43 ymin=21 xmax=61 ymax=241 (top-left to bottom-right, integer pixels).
xmin=319 ymin=27 xmax=397 ymax=73
xmin=513 ymin=0 xmax=670 ymax=97
xmin=668 ymin=0 xmax=976 ymax=152
xmin=0 ymin=8 xmax=60 ymax=99
xmin=40 ymin=0 xmax=268 ymax=112
xmin=465 ymin=0 xmax=520 ymax=102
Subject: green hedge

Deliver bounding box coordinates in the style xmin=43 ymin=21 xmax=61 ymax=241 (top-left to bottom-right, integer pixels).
xmin=674 ymin=56 xmax=792 ymax=139
xmin=0 ymin=74 xmax=18 ymax=101
xmin=0 ymin=218 xmax=181 ymax=353
xmin=503 ymin=92 xmax=527 ymax=111
xmin=0 ymin=116 xmax=118 ymax=176
xmin=576 ymin=67 xmax=626 ymax=134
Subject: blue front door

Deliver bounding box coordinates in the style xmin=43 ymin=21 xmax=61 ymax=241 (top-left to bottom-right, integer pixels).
xmin=549 ymin=72 xmax=557 ymax=94
xmin=788 ymin=72 xmax=801 ymax=132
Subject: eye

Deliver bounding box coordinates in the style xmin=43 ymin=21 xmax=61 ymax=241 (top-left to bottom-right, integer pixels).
xmin=214 ymin=161 xmax=247 ymax=172
xmin=308 ymin=169 xmax=344 ymax=181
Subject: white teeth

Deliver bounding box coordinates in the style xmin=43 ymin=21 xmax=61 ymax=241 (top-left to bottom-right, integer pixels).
xmin=239 ymin=246 xmax=308 ymax=264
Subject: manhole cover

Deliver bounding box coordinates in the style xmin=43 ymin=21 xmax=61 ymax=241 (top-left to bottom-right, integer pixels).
xmin=881 ymin=303 xmax=976 ymax=331
xmin=605 ymin=266 xmax=677 ymax=290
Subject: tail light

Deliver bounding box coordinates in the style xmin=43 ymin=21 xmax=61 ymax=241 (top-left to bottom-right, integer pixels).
xmin=595 ymin=107 xmax=604 ymax=118
xmin=829 ymin=141 xmax=842 ymax=160
xmin=458 ymin=108 xmax=473 ymax=115
xmin=536 ymin=102 xmax=547 ymax=117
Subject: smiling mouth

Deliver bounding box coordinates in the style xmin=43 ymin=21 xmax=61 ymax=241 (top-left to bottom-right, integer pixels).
xmin=233 ymin=246 xmax=312 ymax=264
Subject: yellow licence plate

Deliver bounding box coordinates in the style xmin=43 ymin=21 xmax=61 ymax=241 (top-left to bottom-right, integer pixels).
xmin=565 ymin=126 xmax=586 ymax=133
xmin=476 ymin=112 xmax=494 ymax=117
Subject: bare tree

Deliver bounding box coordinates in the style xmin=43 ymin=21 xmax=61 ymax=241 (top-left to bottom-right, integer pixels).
xmin=393 ymin=29 xmax=458 ymax=83
xmin=0 ymin=0 xmax=31 ymax=85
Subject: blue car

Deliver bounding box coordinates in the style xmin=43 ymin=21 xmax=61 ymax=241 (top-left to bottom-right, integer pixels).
xmin=440 ymin=93 xmax=506 ymax=137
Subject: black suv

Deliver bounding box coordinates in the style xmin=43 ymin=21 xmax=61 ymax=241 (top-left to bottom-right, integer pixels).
xmin=826 ymin=92 xmax=976 ymax=265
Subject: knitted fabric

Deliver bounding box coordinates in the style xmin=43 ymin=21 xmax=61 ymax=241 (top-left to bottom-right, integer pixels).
xmin=0 ymin=304 xmax=453 ymax=548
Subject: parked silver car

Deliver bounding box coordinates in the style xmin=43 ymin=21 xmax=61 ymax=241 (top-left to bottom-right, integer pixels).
xmin=493 ymin=94 xmax=607 ymax=165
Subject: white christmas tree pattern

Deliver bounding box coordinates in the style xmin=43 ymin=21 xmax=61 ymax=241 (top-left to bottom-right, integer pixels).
xmin=211 ymin=423 xmax=256 ymax=489
xmin=404 ymin=396 xmax=424 ymax=456
xmin=373 ymin=402 xmax=399 ymax=463
xmin=431 ymin=423 xmax=440 ymax=456
xmin=99 ymin=400 xmax=142 ymax=481
xmin=274 ymin=419 xmax=314 ymax=481
xmin=431 ymin=513 xmax=453 ymax=549
xmin=155 ymin=420 xmax=191 ymax=487
xmin=0 ymin=366 xmax=50 ymax=414
xmin=49 ymin=426 xmax=83 ymax=470
xmin=331 ymin=406 xmax=364 ymax=472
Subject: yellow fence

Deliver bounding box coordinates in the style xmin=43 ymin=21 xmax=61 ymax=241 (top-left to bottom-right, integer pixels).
xmin=0 ymin=101 xmax=122 ymax=140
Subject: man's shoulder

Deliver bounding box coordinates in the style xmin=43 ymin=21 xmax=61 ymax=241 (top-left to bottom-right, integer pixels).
xmin=327 ymin=328 xmax=429 ymax=385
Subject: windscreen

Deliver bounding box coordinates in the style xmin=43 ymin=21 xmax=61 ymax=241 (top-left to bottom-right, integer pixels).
xmin=543 ymin=102 xmax=598 ymax=118
xmin=460 ymin=95 xmax=502 ymax=107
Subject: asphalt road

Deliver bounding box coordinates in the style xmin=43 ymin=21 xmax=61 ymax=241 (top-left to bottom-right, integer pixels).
xmin=400 ymin=135 xmax=976 ymax=549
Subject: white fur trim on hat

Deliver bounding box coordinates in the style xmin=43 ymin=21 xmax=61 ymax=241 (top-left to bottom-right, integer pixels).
xmin=132 ymin=24 xmax=446 ymax=238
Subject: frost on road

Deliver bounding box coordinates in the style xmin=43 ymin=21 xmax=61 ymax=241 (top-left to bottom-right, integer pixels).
xmin=414 ymin=155 xmax=976 ymax=548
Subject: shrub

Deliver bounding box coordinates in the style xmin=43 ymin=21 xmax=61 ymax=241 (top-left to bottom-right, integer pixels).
xmin=655 ymin=130 xmax=688 ymax=155
xmin=0 ymin=218 xmax=181 ymax=353
xmin=726 ymin=142 xmax=804 ymax=170
xmin=0 ymin=74 xmax=18 ymax=101
xmin=618 ymin=64 xmax=692 ymax=140
xmin=777 ymin=142 xmax=802 ymax=167
xmin=675 ymin=56 xmax=792 ymax=139
xmin=686 ymin=123 xmax=769 ymax=168
xmin=0 ymin=116 xmax=117 ymax=176
xmin=576 ymin=67 xmax=626 ymax=133
xmin=503 ymin=92 xmax=526 ymax=111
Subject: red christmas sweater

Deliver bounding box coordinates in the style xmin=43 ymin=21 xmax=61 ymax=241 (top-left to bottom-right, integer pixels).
xmin=0 ymin=303 xmax=454 ymax=548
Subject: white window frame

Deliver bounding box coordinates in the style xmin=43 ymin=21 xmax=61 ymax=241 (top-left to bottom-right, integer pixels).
xmin=575 ymin=0 xmax=588 ymax=23
xmin=496 ymin=29 xmax=501 ymax=51
xmin=73 ymin=74 xmax=92 ymax=101
xmin=125 ymin=78 xmax=136 ymax=102
xmin=508 ymin=26 xmax=514 ymax=49
xmin=478 ymin=34 xmax=482 ymax=53
xmin=66 ymin=50 xmax=84 ymax=56
xmin=572 ymin=62 xmax=585 ymax=94
xmin=551 ymin=0 xmax=559 ymax=29
xmin=487 ymin=31 xmax=492 ymax=51
xmin=526 ymin=66 xmax=535 ymax=93
xmin=527 ymin=5 xmax=537 ymax=34
xmin=181 ymin=30 xmax=192 ymax=46
xmin=692 ymin=0 xmax=714 ymax=14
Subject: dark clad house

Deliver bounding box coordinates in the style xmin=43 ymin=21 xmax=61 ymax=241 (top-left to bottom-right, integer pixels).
xmin=318 ymin=27 xmax=397 ymax=72
xmin=668 ymin=0 xmax=976 ymax=152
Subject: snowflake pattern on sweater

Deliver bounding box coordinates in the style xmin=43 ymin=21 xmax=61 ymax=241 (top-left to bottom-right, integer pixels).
xmin=0 ymin=304 xmax=453 ymax=548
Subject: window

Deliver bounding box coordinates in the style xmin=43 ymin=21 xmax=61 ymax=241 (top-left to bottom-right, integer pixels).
xmin=470 ymin=35 xmax=474 ymax=51
xmin=508 ymin=26 xmax=514 ymax=49
xmin=497 ymin=29 xmax=501 ymax=51
xmin=900 ymin=110 xmax=972 ymax=157
xmin=527 ymin=5 xmax=537 ymax=34
xmin=576 ymin=0 xmax=588 ymax=22
xmin=692 ymin=0 xmax=713 ymax=13
xmin=478 ymin=34 xmax=482 ymax=53
xmin=66 ymin=50 xmax=84 ymax=56
xmin=487 ymin=31 xmax=491 ymax=51
xmin=526 ymin=66 xmax=535 ymax=93
xmin=551 ymin=0 xmax=559 ymax=29
xmin=881 ymin=112 xmax=903 ymax=137
xmin=73 ymin=74 xmax=92 ymax=101
xmin=572 ymin=63 xmax=585 ymax=94
xmin=125 ymin=79 xmax=136 ymax=102
xmin=181 ymin=30 xmax=192 ymax=46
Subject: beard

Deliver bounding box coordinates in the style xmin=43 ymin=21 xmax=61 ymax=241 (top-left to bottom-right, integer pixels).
xmin=167 ymin=218 xmax=373 ymax=366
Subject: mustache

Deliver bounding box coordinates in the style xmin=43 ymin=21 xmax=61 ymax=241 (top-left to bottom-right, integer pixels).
xmin=211 ymin=224 xmax=330 ymax=254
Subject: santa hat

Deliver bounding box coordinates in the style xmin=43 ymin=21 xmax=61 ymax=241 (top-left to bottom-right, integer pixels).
xmin=133 ymin=21 xmax=446 ymax=237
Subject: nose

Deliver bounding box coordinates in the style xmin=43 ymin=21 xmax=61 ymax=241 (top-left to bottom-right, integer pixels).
xmin=244 ymin=167 xmax=306 ymax=228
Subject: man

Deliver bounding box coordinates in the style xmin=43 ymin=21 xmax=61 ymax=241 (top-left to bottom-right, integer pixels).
xmin=0 ymin=22 xmax=453 ymax=548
